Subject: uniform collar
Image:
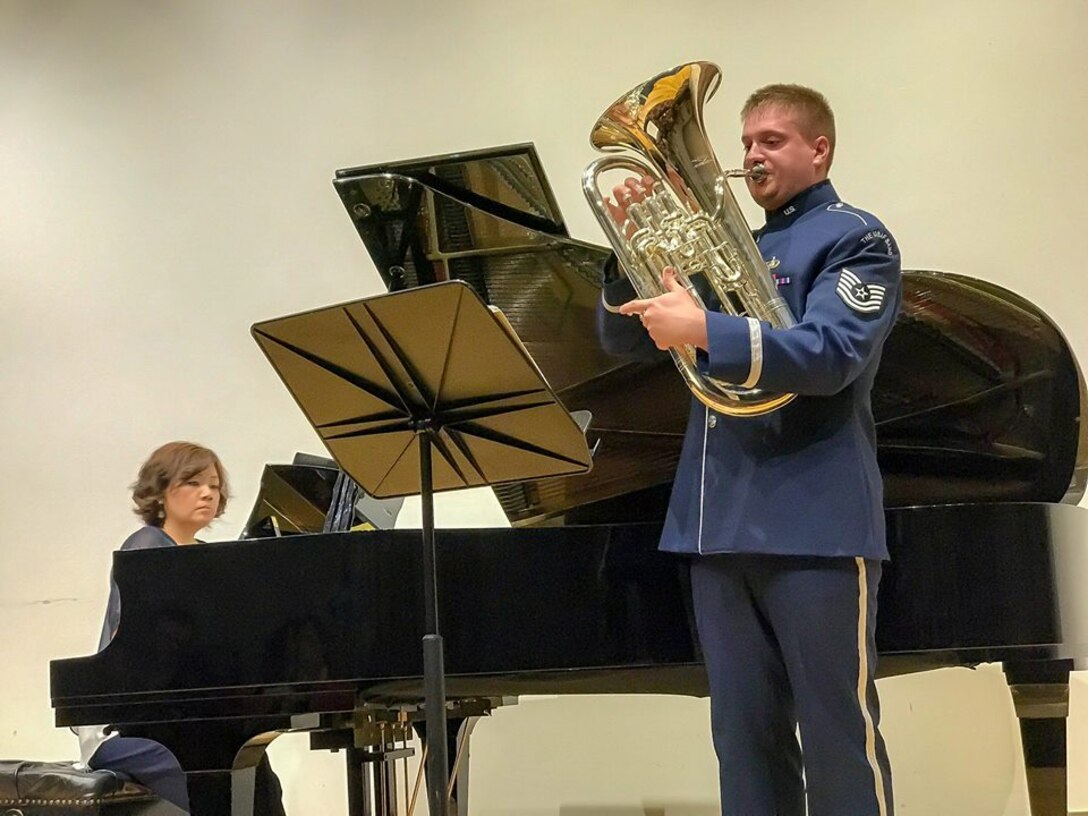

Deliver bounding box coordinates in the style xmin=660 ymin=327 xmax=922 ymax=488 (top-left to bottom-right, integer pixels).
xmin=763 ymin=179 xmax=838 ymax=229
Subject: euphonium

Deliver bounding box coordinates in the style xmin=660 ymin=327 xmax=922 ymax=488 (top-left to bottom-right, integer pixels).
xmin=583 ymin=61 xmax=796 ymax=416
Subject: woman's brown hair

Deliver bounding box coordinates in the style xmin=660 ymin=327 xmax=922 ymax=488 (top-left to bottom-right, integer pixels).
xmin=131 ymin=441 xmax=230 ymax=526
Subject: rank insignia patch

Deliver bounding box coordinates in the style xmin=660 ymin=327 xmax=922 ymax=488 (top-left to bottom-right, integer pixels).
xmin=836 ymin=268 xmax=886 ymax=313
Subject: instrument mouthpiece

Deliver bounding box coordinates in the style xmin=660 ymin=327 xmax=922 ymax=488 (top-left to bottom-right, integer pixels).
xmin=725 ymin=164 xmax=768 ymax=182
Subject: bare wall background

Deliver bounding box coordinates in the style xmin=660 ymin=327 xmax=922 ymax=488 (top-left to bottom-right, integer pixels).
xmin=2 ymin=1 xmax=1086 ymax=813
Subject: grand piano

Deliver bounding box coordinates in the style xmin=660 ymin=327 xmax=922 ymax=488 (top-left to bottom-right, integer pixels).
xmin=51 ymin=145 xmax=1088 ymax=815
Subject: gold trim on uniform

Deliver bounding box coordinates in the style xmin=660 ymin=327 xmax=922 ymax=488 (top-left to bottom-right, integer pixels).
xmin=855 ymin=557 xmax=888 ymax=816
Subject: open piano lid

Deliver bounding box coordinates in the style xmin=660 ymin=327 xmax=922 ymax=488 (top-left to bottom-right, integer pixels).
xmin=242 ymin=453 xmax=404 ymax=538
xmin=333 ymin=144 xmax=1088 ymax=525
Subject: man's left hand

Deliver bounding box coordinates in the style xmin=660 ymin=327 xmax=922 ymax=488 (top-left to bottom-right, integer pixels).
xmin=618 ymin=269 xmax=708 ymax=351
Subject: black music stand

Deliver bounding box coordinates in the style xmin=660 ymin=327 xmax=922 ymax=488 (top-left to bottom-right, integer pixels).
xmin=252 ymin=280 xmax=592 ymax=815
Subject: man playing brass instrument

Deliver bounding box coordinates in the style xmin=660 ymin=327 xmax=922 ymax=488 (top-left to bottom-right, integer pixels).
xmin=598 ymin=84 xmax=901 ymax=816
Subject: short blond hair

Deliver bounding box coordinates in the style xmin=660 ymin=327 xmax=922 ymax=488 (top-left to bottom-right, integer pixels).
xmin=742 ymin=84 xmax=836 ymax=169
xmin=131 ymin=441 xmax=229 ymax=525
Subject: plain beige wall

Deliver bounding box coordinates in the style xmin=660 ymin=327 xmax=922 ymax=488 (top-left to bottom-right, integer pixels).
xmin=2 ymin=1 xmax=1086 ymax=813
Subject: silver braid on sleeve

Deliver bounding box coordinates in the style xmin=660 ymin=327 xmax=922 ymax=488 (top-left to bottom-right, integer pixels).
xmin=600 ymin=291 xmax=627 ymax=314
xmin=740 ymin=317 xmax=764 ymax=388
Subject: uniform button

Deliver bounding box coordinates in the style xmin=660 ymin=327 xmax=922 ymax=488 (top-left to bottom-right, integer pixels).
xmin=708 ymin=414 xmax=718 ymax=429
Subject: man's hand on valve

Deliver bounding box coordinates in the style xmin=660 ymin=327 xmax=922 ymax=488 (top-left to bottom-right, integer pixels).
xmin=618 ymin=268 xmax=709 ymax=352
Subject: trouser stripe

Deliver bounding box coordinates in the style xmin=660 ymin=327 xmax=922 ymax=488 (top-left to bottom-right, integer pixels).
xmin=855 ymin=556 xmax=888 ymax=816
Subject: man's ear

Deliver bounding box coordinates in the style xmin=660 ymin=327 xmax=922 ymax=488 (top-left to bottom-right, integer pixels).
xmin=812 ymin=135 xmax=831 ymax=171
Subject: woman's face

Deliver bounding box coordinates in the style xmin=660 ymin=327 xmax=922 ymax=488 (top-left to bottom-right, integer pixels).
xmin=162 ymin=465 xmax=221 ymax=530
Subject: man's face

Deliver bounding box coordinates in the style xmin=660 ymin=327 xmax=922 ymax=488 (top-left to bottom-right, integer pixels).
xmin=741 ymin=104 xmax=829 ymax=211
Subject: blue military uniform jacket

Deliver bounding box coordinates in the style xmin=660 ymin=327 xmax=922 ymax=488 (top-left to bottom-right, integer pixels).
xmin=599 ymin=180 xmax=901 ymax=561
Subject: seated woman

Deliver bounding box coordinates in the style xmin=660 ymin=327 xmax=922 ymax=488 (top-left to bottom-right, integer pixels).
xmin=77 ymin=441 xmax=284 ymax=815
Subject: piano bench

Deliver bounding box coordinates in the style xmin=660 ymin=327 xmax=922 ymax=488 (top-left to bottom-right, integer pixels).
xmin=0 ymin=761 xmax=181 ymax=816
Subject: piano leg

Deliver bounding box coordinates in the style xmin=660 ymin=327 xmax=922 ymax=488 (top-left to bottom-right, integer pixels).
xmin=124 ymin=722 xmax=283 ymax=816
xmin=345 ymin=747 xmax=365 ymax=815
xmin=186 ymin=767 xmax=260 ymax=816
xmin=187 ymin=769 xmax=230 ymax=815
xmin=1004 ymin=659 xmax=1072 ymax=816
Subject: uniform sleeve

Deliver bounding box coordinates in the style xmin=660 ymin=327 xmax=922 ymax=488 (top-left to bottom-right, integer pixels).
xmin=703 ymin=223 xmax=901 ymax=396
xmin=596 ymin=254 xmax=663 ymax=361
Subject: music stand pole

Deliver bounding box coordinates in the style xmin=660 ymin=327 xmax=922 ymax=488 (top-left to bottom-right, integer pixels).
xmin=252 ymin=280 xmax=595 ymax=816
xmin=418 ymin=423 xmax=450 ymax=816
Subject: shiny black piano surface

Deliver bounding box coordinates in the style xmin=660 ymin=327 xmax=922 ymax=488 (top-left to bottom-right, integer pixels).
xmin=51 ymin=505 xmax=1088 ymax=722
xmin=50 ymin=144 xmax=1088 ymax=814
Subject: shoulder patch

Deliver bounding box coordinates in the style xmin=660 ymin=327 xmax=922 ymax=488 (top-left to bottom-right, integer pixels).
xmin=861 ymin=228 xmax=897 ymax=256
xmin=836 ymin=268 xmax=886 ymax=314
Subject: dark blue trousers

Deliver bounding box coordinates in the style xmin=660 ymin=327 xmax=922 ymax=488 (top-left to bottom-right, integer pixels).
xmin=89 ymin=737 xmax=190 ymax=812
xmin=690 ymin=554 xmax=893 ymax=816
